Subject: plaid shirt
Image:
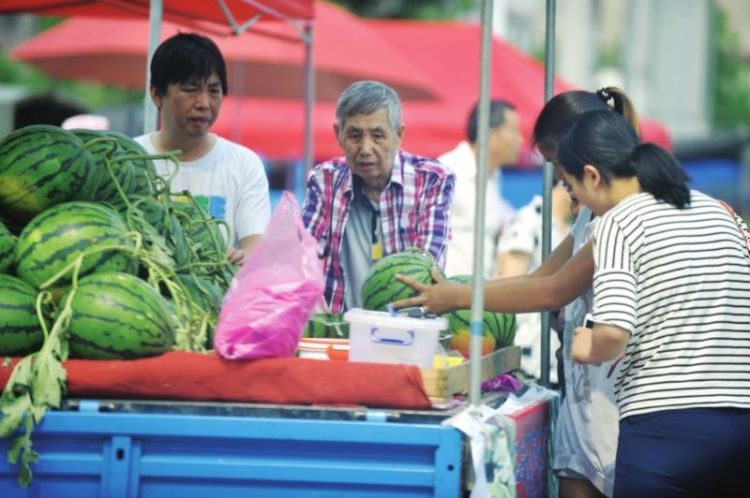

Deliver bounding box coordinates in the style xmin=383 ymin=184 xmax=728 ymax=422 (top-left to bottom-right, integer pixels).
xmin=302 ymin=150 xmax=455 ymax=313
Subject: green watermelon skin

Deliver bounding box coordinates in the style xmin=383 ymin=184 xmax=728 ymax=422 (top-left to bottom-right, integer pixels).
xmin=13 ymin=201 xmax=137 ymax=290
xmin=361 ymin=248 xmax=442 ymax=312
xmin=0 ymin=221 xmax=15 ymax=273
xmin=0 ymin=274 xmax=45 ymax=355
xmin=64 ymin=272 xmax=176 ymax=359
xmin=72 ymin=129 xmax=156 ymax=209
xmin=443 ymin=275 xmax=517 ymax=348
xmin=0 ymin=124 xmax=99 ymax=222
xmin=303 ymin=313 xmax=349 ymax=338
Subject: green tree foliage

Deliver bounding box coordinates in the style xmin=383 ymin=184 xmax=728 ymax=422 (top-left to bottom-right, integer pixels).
xmin=712 ymin=6 xmax=750 ymax=131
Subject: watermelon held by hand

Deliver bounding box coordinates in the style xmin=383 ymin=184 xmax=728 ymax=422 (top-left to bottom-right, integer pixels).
xmin=63 ymin=272 xmax=176 ymax=359
xmin=361 ymin=247 xmax=444 ymax=311
xmin=442 ymin=275 xmax=516 ymax=356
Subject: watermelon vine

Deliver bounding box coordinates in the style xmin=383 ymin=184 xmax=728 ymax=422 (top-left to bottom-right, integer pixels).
xmin=0 ymin=126 xmax=237 ymax=486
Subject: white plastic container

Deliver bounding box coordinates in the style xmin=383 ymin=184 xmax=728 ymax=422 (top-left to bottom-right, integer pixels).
xmin=344 ymin=308 xmax=447 ymax=368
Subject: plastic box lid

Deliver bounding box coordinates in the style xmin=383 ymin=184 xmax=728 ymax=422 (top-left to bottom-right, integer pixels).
xmin=344 ymin=308 xmax=448 ymax=368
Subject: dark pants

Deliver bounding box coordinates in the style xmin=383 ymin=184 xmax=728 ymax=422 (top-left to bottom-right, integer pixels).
xmin=613 ymin=407 xmax=750 ymax=498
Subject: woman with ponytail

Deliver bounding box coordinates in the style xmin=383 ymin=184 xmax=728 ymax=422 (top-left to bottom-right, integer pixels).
xmin=558 ymin=109 xmax=750 ymax=498
xmin=395 ymin=88 xmax=639 ymax=498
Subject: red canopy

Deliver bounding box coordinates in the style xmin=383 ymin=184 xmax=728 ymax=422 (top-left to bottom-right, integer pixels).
xmin=10 ymin=5 xmax=438 ymax=102
xmin=214 ymin=18 xmax=671 ymax=162
xmin=0 ymin=0 xmax=315 ymax=31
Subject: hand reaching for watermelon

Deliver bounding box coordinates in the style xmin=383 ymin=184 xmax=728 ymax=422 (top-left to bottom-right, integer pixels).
xmin=391 ymin=266 xmax=469 ymax=315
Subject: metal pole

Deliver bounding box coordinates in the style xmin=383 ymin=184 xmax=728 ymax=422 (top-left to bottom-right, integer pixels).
xmin=303 ymin=21 xmax=314 ymax=172
xmin=539 ymin=0 xmax=557 ymax=386
xmin=469 ymin=0 xmax=494 ymax=406
xmin=143 ymin=0 xmax=163 ymax=134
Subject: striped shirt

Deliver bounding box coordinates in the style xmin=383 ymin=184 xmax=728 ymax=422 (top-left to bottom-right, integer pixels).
xmin=301 ymin=151 xmax=455 ymax=313
xmin=591 ymin=190 xmax=750 ymax=419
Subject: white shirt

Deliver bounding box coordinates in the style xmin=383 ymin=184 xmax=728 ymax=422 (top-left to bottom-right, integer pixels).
xmin=440 ymin=141 xmax=512 ymax=277
xmin=135 ymin=134 xmax=271 ymax=248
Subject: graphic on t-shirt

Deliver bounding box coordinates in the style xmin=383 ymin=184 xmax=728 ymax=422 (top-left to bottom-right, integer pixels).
xmin=194 ymin=195 xmax=227 ymax=220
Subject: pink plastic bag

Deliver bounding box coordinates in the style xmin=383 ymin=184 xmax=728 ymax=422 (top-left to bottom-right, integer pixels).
xmin=214 ymin=191 xmax=325 ymax=360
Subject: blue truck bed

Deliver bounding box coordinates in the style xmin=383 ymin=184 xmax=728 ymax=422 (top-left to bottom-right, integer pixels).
xmin=0 ymin=400 xmax=465 ymax=498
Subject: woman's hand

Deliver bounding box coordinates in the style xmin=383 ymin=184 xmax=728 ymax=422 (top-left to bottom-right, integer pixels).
xmin=390 ymin=266 xmax=464 ymax=315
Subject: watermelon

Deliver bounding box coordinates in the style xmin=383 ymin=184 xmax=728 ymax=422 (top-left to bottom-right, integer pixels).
xmin=0 ymin=221 xmax=15 ymax=273
xmin=303 ymin=313 xmax=349 ymax=338
xmin=171 ymin=201 xmax=227 ymax=258
xmin=14 ymin=201 xmax=137 ymax=292
xmin=0 ymin=274 xmax=46 ymax=355
xmin=0 ymin=124 xmax=99 ymax=222
xmin=177 ymin=273 xmax=224 ymax=312
xmin=361 ymin=247 xmax=443 ymax=311
xmin=64 ymin=272 xmax=175 ymax=359
xmin=72 ymin=129 xmax=156 ymax=208
xmin=443 ymin=275 xmax=516 ymax=348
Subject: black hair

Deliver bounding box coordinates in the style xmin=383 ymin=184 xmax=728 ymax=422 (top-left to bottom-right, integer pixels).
xmin=150 ymin=32 xmax=228 ymax=97
xmin=466 ymin=99 xmax=515 ymax=143
xmin=14 ymin=93 xmax=87 ymax=129
xmin=558 ymin=110 xmax=690 ymax=208
xmin=533 ymin=87 xmax=639 ymax=155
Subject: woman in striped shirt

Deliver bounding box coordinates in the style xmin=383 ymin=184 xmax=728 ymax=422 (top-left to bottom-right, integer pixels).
xmin=558 ymin=109 xmax=750 ymax=498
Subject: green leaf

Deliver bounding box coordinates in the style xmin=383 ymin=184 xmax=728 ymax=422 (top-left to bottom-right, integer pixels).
xmin=0 ymin=394 xmax=31 ymax=439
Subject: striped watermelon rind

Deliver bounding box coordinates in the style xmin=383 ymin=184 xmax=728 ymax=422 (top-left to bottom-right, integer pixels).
xmin=13 ymin=201 xmax=137 ymax=291
xmin=361 ymin=247 xmax=443 ymax=312
xmin=0 ymin=274 xmax=46 ymax=356
xmin=303 ymin=313 xmax=349 ymax=338
xmin=72 ymin=129 xmax=157 ymax=209
xmin=0 ymin=221 xmax=15 ymax=273
xmin=0 ymin=124 xmax=99 ymax=222
xmin=443 ymin=275 xmax=516 ymax=348
xmin=64 ymin=272 xmax=176 ymax=359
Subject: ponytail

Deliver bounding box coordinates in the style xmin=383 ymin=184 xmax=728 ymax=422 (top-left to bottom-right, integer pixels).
xmin=534 ymin=87 xmax=641 ymax=156
xmin=596 ymin=86 xmax=640 ymax=134
xmin=631 ymin=143 xmax=691 ymax=208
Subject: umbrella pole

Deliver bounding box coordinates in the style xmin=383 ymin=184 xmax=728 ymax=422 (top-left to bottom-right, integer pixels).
xmin=539 ymin=0 xmax=557 ymax=387
xmin=469 ymin=0 xmax=494 ymax=407
xmin=143 ymin=0 xmax=163 ymax=134
xmin=303 ymin=21 xmax=314 ymax=173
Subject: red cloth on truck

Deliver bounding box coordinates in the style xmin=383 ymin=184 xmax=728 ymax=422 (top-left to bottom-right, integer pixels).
xmin=0 ymin=351 xmax=432 ymax=409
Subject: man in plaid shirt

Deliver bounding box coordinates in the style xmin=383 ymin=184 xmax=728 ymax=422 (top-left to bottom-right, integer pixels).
xmin=301 ymin=81 xmax=455 ymax=313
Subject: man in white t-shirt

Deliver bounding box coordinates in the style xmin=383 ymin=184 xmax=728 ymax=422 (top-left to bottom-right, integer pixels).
xmin=135 ymin=32 xmax=270 ymax=266
xmin=441 ymin=99 xmax=521 ymax=278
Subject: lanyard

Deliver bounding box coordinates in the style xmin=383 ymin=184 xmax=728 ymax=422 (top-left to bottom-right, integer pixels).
xmin=370 ymin=208 xmax=383 ymax=262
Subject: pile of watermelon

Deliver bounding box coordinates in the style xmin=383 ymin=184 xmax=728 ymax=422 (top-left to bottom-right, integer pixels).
xmin=0 ymin=125 xmax=232 ymax=359
xmin=359 ymin=249 xmax=516 ymax=358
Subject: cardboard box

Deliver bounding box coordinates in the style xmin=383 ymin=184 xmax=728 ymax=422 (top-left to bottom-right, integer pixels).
xmin=419 ymin=345 xmax=521 ymax=403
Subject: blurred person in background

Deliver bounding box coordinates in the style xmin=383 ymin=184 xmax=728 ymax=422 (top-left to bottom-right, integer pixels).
xmin=135 ymin=32 xmax=271 ymax=266
xmin=13 ymin=92 xmax=87 ymax=130
xmin=496 ymin=181 xmax=572 ymax=383
xmin=441 ymin=99 xmax=521 ymax=278
xmin=301 ymin=80 xmax=455 ymax=313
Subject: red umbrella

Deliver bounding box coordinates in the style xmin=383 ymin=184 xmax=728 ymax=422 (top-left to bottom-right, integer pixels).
xmin=213 ymin=18 xmax=671 ymax=162
xmin=10 ymin=5 xmax=438 ymax=102
xmin=0 ymin=0 xmax=314 ymax=32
